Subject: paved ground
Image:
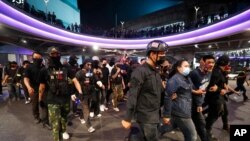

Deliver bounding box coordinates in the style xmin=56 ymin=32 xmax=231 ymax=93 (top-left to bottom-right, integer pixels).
xmin=0 ymin=80 xmax=249 ymax=141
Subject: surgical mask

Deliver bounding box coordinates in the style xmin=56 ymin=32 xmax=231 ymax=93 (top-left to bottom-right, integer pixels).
xmin=182 ymin=67 xmax=191 ymax=76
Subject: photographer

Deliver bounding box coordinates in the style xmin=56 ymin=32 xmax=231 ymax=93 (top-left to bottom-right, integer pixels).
xmin=75 ymin=59 xmax=96 ymax=133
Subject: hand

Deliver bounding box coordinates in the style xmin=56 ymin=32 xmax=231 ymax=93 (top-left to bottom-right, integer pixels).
xmin=220 ymin=89 xmax=227 ymax=95
xmin=171 ymin=93 xmax=177 ymax=100
xmin=28 ymin=87 xmax=34 ymax=97
xmin=16 ymin=83 xmax=21 ymax=87
xmin=71 ymin=94 xmax=77 ymax=101
xmin=121 ymin=120 xmax=131 ymax=129
xmin=162 ymin=118 xmax=171 ymax=125
xmin=197 ymin=106 xmax=203 ymax=112
xmin=196 ymin=89 xmax=206 ymax=95
xmin=209 ymin=85 xmax=218 ymax=92
xmin=117 ymin=68 xmax=121 ymax=73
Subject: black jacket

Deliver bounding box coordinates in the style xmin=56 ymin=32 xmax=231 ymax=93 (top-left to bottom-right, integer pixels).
xmin=124 ymin=63 xmax=164 ymax=124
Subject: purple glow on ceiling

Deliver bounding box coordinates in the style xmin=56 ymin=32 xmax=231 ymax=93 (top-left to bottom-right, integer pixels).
xmin=0 ymin=1 xmax=250 ymax=49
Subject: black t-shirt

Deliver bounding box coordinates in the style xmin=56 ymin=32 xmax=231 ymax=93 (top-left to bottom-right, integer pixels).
xmin=237 ymin=72 xmax=246 ymax=85
xmin=39 ymin=66 xmax=75 ymax=104
xmin=6 ymin=68 xmax=18 ymax=83
xmin=101 ymin=67 xmax=109 ymax=86
xmin=111 ymin=67 xmax=123 ymax=85
xmin=24 ymin=64 xmax=43 ymax=91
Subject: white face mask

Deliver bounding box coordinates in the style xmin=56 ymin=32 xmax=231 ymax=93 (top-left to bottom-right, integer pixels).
xmin=182 ymin=67 xmax=191 ymax=76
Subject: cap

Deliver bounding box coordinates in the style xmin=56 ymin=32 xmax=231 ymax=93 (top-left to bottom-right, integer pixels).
xmin=47 ymin=47 xmax=60 ymax=54
xmin=69 ymin=55 xmax=79 ymax=60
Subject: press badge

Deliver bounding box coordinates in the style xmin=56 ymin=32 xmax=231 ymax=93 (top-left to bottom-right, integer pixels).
xmin=50 ymin=75 xmax=55 ymax=79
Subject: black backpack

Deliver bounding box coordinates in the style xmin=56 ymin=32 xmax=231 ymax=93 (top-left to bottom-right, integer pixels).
xmin=47 ymin=67 xmax=69 ymax=96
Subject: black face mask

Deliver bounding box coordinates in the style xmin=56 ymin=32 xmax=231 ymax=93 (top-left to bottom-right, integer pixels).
xmin=49 ymin=56 xmax=62 ymax=68
xmin=102 ymin=64 xmax=107 ymax=67
xmin=156 ymin=56 xmax=165 ymax=65
xmin=69 ymin=59 xmax=77 ymax=66
xmin=33 ymin=58 xmax=43 ymax=66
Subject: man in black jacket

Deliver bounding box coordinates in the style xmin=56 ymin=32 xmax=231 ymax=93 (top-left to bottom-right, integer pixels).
xmin=205 ymin=55 xmax=230 ymax=140
xmin=121 ymin=40 xmax=168 ymax=141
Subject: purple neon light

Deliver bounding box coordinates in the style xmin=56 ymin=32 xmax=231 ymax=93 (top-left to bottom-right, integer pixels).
xmin=0 ymin=1 xmax=250 ymax=49
xmin=1 ymin=13 xmax=249 ymax=49
xmin=1 ymin=1 xmax=250 ymax=44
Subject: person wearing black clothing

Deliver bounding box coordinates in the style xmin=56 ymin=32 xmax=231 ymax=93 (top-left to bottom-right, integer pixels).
xmin=38 ymin=47 xmax=83 ymax=141
xmin=17 ymin=60 xmax=31 ymax=104
xmin=0 ymin=64 xmax=3 ymax=95
xmin=66 ymin=55 xmax=80 ymax=117
xmin=24 ymin=52 xmax=50 ymax=129
xmin=233 ymin=71 xmax=249 ymax=101
xmin=2 ymin=61 xmax=20 ymax=101
xmin=75 ymin=59 xmax=97 ymax=132
xmin=189 ymin=55 xmax=215 ymax=141
xmin=122 ymin=40 xmax=168 ymax=141
xmin=205 ymin=55 xmax=230 ymax=140
xmin=100 ymin=58 xmax=109 ymax=111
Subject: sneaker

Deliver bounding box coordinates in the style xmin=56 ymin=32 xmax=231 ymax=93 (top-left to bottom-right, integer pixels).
xmin=100 ymin=105 xmax=105 ymax=112
xmin=104 ymin=107 xmax=108 ymax=111
xmin=97 ymin=114 xmax=102 ymax=117
xmin=62 ymin=132 xmax=70 ymax=140
xmin=80 ymin=119 xmax=86 ymax=124
xmin=43 ymin=123 xmax=52 ymax=130
xmin=113 ymin=107 xmax=119 ymax=112
xmin=25 ymin=100 xmax=31 ymax=104
xmin=34 ymin=118 xmax=41 ymax=124
xmin=244 ymin=96 xmax=249 ymax=101
xmin=90 ymin=112 xmax=94 ymax=118
xmin=88 ymin=126 xmax=95 ymax=133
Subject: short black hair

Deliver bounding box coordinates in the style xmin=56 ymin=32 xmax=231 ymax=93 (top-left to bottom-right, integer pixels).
xmin=202 ymin=55 xmax=215 ymax=62
xmin=216 ymin=55 xmax=230 ymax=66
xmin=100 ymin=57 xmax=107 ymax=62
xmin=32 ymin=51 xmax=43 ymax=57
xmin=22 ymin=60 xmax=30 ymax=65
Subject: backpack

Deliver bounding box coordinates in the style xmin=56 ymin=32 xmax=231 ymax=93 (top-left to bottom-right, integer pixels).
xmin=47 ymin=67 xmax=69 ymax=96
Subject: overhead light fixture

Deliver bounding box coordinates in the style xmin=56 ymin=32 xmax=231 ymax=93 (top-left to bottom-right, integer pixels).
xmin=82 ymin=48 xmax=86 ymax=52
xmin=93 ymin=45 xmax=99 ymax=51
xmin=194 ymin=44 xmax=199 ymax=48
xmin=208 ymin=45 xmax=212 ymax=48
xmin=248 ymin=40 xmax=250 ymax=43
xmin=21 ymin=39 xmax=27 ymax=44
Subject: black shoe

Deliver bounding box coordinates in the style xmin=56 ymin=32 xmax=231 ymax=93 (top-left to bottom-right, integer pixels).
xmin=34 ymin=118 xmax=41 ymax=124
xmin=223 ymin=124 xmax=230 ymax=131
xmin=43 ymin=123 xmax=52 ymax=130
xmin=244 ymin=96 xmax=249 ymax=101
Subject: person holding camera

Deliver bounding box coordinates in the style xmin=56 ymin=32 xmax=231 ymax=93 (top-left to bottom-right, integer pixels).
xmin=75 ymin=59 xmax=96 ymax=133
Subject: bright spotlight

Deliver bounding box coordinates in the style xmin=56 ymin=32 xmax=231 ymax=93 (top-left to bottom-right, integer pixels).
xmin=93 ymin=45 xmax=99 ymax=51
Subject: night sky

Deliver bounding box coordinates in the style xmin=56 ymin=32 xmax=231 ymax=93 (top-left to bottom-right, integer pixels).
xmin=78 ymin=0 xmax=183 ymax=29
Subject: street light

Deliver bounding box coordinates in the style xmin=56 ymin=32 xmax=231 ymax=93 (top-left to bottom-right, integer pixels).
xmin=194 ymin=6 xmax=200 ymax=24
xmin=120 ymin=21 xmax=124 ymax=29
xmin=44 ymin=0 xmax=49 ymax=20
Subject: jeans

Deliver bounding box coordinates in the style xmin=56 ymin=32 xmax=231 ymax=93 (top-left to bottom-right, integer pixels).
xmin=192 ymin=110 xmax=209 ymax=141
xmin=138 ymin=123 xmax=159 ymax=141
xmin=172 ymin=116 xmax=197 ymax=141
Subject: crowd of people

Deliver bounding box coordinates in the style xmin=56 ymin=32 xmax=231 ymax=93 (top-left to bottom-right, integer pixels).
xmin=1 ymin=40 xmax=249 ymax=141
